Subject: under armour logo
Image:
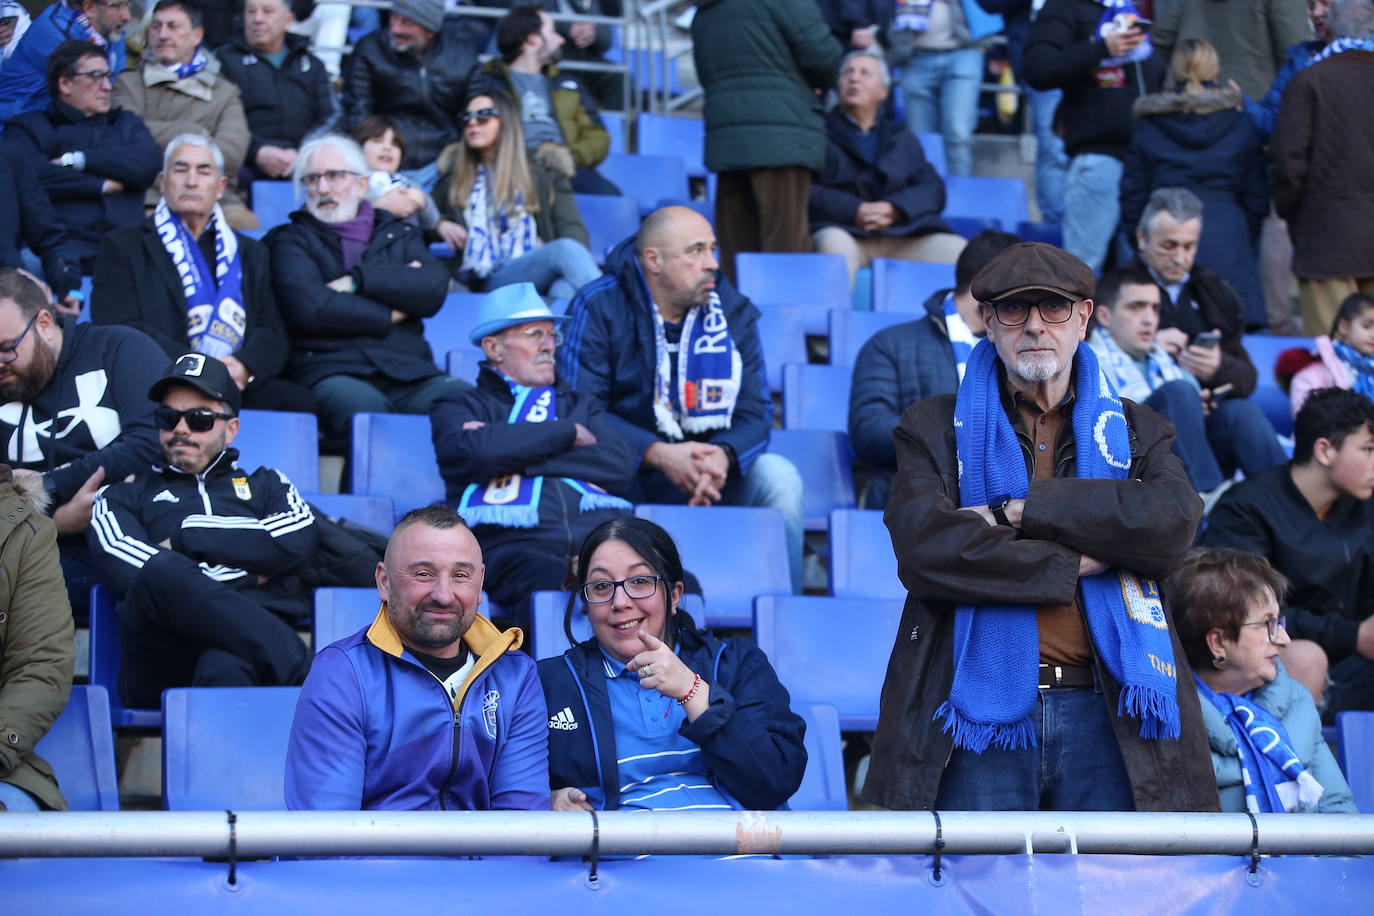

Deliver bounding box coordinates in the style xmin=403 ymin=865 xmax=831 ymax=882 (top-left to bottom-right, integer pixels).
xmin=1 ymin=369 xmax=121 ymax=463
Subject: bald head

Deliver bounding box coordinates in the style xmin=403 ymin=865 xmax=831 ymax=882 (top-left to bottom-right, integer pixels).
xmin=636 ymin=206 xmax=719 ymax=319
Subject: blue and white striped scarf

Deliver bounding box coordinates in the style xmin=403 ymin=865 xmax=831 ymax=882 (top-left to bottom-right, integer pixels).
xmin=938 ymin=339 xmax=1182 ymax=750
xmin=172 ymin=47 xmax=209 ymax=81
xmin=461 ymin=165 xmax=538 ymax=281
xmin=153 ymin=199 xmax=245 ymax=358
xmin=1313 ymin=36 xmax=1374 ymax=63
xmin=1089 ymin=327 xmax=1185 ymax=403
xmin=650 ymin=291 xmax=741 ymax=440
xmin=943 ymin=293 xmax=978 ymax=383
xmin=1333 ymin=339 xmax=1374 ymax=400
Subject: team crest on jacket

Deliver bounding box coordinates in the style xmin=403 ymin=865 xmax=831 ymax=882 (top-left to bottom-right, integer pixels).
xmin=232 ymin=476 xmax=251 ymax=500
xmin=482 ymin=689 xmax=501 ymax=738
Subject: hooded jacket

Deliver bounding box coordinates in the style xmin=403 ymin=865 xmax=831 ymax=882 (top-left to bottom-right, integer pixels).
xmin=285 ymin=608 xmax=550 ymax=811
xmin=1289 ymin=335 xmax=1352 ymax=416
xmin=0 ymin=1 xmax=127 ymax=125
xmin=216 ymin=32 xmax=338 ymax=169
xmin=469 ymin=59 xmax=610 ymax=170
xmin=0 ymin=465 xmax=74 ymax=811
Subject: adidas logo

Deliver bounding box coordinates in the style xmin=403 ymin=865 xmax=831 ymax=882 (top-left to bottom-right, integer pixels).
xmin=152 ymin=490 xmax=180 ymax=503
xmin=548 ymin=706 xmax=579 ymax=731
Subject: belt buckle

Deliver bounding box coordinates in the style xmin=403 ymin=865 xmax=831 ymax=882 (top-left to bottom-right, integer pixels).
xmin=1038 ymin=664 xmax=1063 ymax=690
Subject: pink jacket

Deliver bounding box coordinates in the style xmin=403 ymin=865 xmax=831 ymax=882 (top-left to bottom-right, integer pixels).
xmin=1290 ymin=335 xmax=1353 ymax=416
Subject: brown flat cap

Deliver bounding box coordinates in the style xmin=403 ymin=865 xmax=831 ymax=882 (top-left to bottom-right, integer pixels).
xmin=969 ymin=241 xmax=1096 ymax=303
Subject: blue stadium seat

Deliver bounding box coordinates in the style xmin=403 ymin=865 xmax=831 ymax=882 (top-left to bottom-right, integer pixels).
xmin=305 ymin=493 xmax=395 ymax=534
xmin=425 ymin=293 xmax=487 ymax=365
xmin=736 ymin=252 xmax=850 ymax=335
xmin=828 ymin=308 xmax=922 ymax=368
xmin=349 ymin=413 xmax=446 ymax=520
xmin=753 ymin=595 xmax=904 ymax=730
xmin=768 ymin=429 xmax=855 ymax=531
xmin=870 ymin=258 xmax=956 ymax=313
xmin=601 ymin=110 xmax=625 ymax=154
xmin=313 ymin=587 xmax=381 ymax=650
xmin=233 ymin=409 xmax=320 ymax=493
xmin=574 ymin=193 xmax=641 ymax=264
xmin=428 ymin=241 xmax=457 ymax=259
xmin=653 ymin=198 xmax=713 ymax=223
xmin=529 ymin=590 xmax=709 ymax=660
xmin=916 ymin=132 xmax=947 ymax=176
xmin=634 ymin=504 xmax=792 ymax=627
xmin=1249 ymin=384 xmax=1294 ymax=438
xmin=782 ymin=363 xmax=851 ymax=433
xmin=829 ymin=509 xmax=903 ymax=600
xmin=598 ymin=153 xmax=689 ymax=216
xmin=788 ymin=703 xmax=847 ymax=810
xmin=34 ymin=685 xmax=120 ymax=811
xmin=946 ymin=215 xmax=1003 ymax=238
xmin=756 ymin=305 xmax=806 ymax=391
xmin=445 ymin=347 xmax=485 ymax=382
xmin=852 ymin=266 xmax=872 ymax=310
xmin=78 ymin=275 xmax=93 ymax=323
xmin=943 ymin=175 xmax=1030 ymax=232
xmin=162 ymin=687 xmax=300 ymax=810
xmin=637 ymin=112 xmax=705 ymax=177
xmin=251 ymin=180 xmax=296 ymax=230
xmin=1016 ymin=220 xmax=1063 ymax=247
xmin=1336 ymin=710 xmax=1374 ymax=813
xmin=1243 ymin=333 xmax=1314 ymax=388
xmin=87 ymin=584 xmax=161 ymax=728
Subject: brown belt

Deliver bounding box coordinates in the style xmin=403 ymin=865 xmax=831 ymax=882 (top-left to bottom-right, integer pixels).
xmin=1038 ymin=664 xmax=1094 ymax=689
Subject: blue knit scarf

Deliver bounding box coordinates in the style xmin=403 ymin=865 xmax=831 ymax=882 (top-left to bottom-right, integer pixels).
xmin=937 ymin=339 xmax=1182 ymax=750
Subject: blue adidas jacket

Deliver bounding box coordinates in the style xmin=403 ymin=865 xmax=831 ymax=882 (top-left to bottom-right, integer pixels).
xmin=558 ymin=236 xmax=773 ymax=478
xmin=537 ymin=615 xmax=807 ymax=810
xmin=0 ymin=3 xmax=127 ymax=126
xmin=285 ymin=609 xmax=550 ymax=811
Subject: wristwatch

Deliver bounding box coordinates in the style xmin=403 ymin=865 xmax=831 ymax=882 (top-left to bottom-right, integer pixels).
xmin=989 ymin=494 xmax=1012 ymax=527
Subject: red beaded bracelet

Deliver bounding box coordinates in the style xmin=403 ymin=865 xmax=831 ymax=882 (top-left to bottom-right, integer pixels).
xmin=677 ymin=673 xmax=703 ymax=705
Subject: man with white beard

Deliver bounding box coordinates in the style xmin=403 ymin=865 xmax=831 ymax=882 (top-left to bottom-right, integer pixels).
xmin=264 ymin=133 xmax=467 ymax=444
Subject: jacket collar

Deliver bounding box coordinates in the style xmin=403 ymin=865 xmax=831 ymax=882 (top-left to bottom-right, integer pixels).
xmin=367 ymin=605 xmax=525 ymax=708
xmin=141 ymin=51 xmax=221 ymax=99
xmin=154 ymin=446 xmax=239 ymax=479
xmin=823 ymin=106 xmax=900 ymax=160
xmin=48 ymin=97 xmax=111 ymax=125
xmin=226 ymin=31 xmax=312 ymax=59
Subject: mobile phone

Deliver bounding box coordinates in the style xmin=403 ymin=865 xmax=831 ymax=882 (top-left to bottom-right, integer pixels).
xmin=1209 ymin=383 xmax=1235 ymax=400
xmin=1133 ymin=17 xmax=1153 ymax=32
xmin=1193 ymin=331 xmax=1222 ymax=349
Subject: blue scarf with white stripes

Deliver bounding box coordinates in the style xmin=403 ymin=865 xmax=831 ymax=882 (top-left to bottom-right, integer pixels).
xmin=937 ymin=340 xmax=1181 ymax=750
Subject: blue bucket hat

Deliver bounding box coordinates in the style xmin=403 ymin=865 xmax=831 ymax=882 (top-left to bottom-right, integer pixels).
xmin=468 ymin=283 xmax=569 ymax=346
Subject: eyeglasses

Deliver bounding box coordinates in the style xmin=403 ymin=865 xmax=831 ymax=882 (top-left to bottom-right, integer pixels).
xmin=581 ymin=575 xmax=663 ymax=604
xmin=1240 ymin=615 xmax=1288 ymax=645
xmin=300 ymin=169 xmax=360 ymax=188
xmin=154 ymin=405 xmax=235 ymax=432
xmin=0 ymin=312 xmax=40 ymax=365
xmin=506 ymin=326 xmax=562 ymax=347
xmin=460 ymin=108 xmax=500 ymax=125
xmin=71 ymin=68 xmax=114 ymax=83
xmin=988 ymin=296 xmax=1077 ymax=327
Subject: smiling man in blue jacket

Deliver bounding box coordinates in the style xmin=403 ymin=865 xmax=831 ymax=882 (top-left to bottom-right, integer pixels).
xmin=286 ymin=503 xmax=550 ymax=811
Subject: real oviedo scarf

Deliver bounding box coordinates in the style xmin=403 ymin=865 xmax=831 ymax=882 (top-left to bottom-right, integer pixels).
xmin=938 ymin=339 xmax=1182 ymax=750
xmin=154 ymin=199 xmax=245 ymax=358
xmin=458 ymin=378 xmax=630 ymax=528
xmin=650 ymin=291 xmax=742 ymax=441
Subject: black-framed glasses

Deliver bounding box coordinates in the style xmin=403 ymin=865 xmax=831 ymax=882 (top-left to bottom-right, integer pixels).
xmin=71 ymin=68 xmax=114 ymax=83
xmin=1240 ymin=615 xmax=1288 ymax=645
xmin=989 ymin=296 xmax=1077 ymax=327
xmin=154 ymin=405 xmax=235 ymax=432
xmin=460 ymin=108 xmax=500 ymax=125
xmin=300 ymin=169 xmax=359 ymax=188
xmin=0 ymin=312 xmax=40 ymax=365
xmin=581 ymin=575 xmax=663 ymax=604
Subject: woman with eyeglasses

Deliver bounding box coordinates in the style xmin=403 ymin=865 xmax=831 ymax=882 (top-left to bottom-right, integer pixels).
xmin=432 ymin=92 xmax=601 ymax=299
xmin=538 ymin=517 xmax=807 ymax=813
xmin=1168 ymin=547 xmax=1355 ymax=813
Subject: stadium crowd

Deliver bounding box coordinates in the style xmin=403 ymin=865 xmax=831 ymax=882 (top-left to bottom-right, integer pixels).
xmin=0 ymin=0 xmax=1370 ymax=826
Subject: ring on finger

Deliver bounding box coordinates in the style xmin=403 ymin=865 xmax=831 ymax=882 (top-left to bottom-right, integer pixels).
xmin=640 ymin=665 xmax=652 ymax=678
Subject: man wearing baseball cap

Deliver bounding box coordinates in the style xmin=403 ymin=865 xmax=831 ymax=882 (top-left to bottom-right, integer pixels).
xmin=862 ymin=242 xmax=1218 ymax=814
xmin=429 ymin=283 xmax=633 ymax=620
xmin=88 ymin=352 xmax=316 ymax=706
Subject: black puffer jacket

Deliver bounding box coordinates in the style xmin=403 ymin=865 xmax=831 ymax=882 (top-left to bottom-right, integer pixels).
xmin=343 ymin=29 xmax=475 ymax=171
xmin=0 ymin=154 xmax=81 ymax=298
xmin=264 ymin=206 xmax=447 ymax=387
xmin=216 ymin=32 xmax=339 ymax=168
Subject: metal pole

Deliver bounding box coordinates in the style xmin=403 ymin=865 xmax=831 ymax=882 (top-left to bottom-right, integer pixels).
xmin=3 ymin=811 xmax=1374 ymax=859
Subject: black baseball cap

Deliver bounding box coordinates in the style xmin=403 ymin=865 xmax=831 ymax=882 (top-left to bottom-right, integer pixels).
xmin=148 ymin=353 xmax=241 ymax=415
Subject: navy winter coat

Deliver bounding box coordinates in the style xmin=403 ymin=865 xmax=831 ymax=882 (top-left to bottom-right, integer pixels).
xmin=216 ymin=32 xmax=338 ymax=172
xmin=0 ymin=153 xmax=81 ymax=298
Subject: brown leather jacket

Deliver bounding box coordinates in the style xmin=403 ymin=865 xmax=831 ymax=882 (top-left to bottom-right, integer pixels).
xmin=860 ymin=388 xmax=1219 ymax=812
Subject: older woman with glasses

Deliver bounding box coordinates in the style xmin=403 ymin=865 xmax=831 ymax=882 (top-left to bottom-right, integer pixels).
xmin=538 ymin=517 xmax=807 ymax=813
xmin=1169 ymin=547 xmax=1355 ymax=813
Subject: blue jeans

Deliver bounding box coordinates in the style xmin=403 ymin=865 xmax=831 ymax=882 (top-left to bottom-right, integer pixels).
xmin=310 ymin=373 xmax=471 ymax=440
xmin=0 ymin=782 xmax=42 ymax=811
xmin=934 ymin=685 xmax=1136 ymax=810
xmin=900 ymin=47 xmax=983 ymax=177
xmin=1028 ymin=87 xmax=1068 ymax=224
xmin=1145 ymin=380 xmax=1225 ymax=492
xmin=487 ymin=238 xmax=602 ymax=300
xmin=1206 ymin=396 xmax=1287 ymax=480
xmin=1063 ymin=153 xmax=1123 ymax=272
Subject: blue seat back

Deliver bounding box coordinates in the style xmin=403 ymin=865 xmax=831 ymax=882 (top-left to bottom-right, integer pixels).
xmin=601 ymin=109 xmax=625 ymax=154
xmin=1249 ymin=383 xmax=1294 ymax=438
xmin=753 ymin=595 xmax=904 ymax=730
xmin=425 ymin=293 xmax=487 ymax=365
xmin=87 ymin=584 xmax=161 ymax=728
xmin=305 ymin=493 xmax=395 ymax=535
xmin=782 ymin=363 xmax=851 ymax=433
xmin=349 ymin=413 xmax=446 ymax=520
xmin=736 ymin=252 xmax=849 ymax=335
xmin=768 ymin=429 xmax=855 ymax=532
xmin=943 ymin=175 xmax=1030 ymax=230
xmin=1243 ymin=334 xmax=1314 ymax=388
xmin=633 ymin=504 xmax=792 ymax=627
xmin=870 ymin=258 xmax=955 ymax=313
xmin=598 ymin=153 xmax=689 ymax=216
xmin=162 ymin=687 xmax=300 ymax=810
xmin=946 ymin=215 xmax=1003 ymax=238
xmin=1016 ymin=220 xmax=1063 ymax=247
xmin=34 ymin=685 xmax=120 ymax=811
xmin=636 ymin=113 xmax=705 ymax=176
xmin=78 ymin=275 xmax=92 ymax=323
xmin=788 ymin=703 xmax=847 ymax=810
xmin=829 ymin=509 xmax=904 ymax=599
xmin=828 ymin=308 xmax=922 ymax=368
xmin=1337 ymin=710 xmax=1374 ymax=813
xmin=916 ymin=132 xmax=947 ymax=175
xmin=530 ymin=590 xmax=709 ymax=660
xmin=251 ymin=180 xmax=296 ymax=230
xmin=756 ymin=305 xmax=805 ymax=392
xmin=445 ymin=347 xmax=485 ymax=383
xmin=574 ymin=193 xmax=641 ymax=264
xmin=233 ymin=409 xmax=320 ymax=493
xmin=312 ymin=587 xmax=381 ymax=650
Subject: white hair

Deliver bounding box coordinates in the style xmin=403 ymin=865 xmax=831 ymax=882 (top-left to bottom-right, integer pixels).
xmin=841 ymin=48 xmax=891 ymax=87
xmin=163 ymin=132 xmax=224 ymax=175
xmin=294 ymin=133 xmax=369 ymax=188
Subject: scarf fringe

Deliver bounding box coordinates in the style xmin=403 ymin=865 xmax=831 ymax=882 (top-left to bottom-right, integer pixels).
xmin=579 ymin=492 xmax=632 ymax=513
xmin=1117 ymin=684 xmax=1182 ymax=740
xmin=679 ymin=413 xmax=732 ymax=435
xmin=935 ymin=701 xmax=1037 ymax=752
xmin=460 ymin=504 xmax=540 ymax=529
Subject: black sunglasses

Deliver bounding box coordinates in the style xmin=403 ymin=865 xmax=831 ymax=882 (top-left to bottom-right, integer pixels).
xmin=460 ymin=108 xmax=500 ymax=125
xmin=155 ymin=405 xmax=235 ymax=432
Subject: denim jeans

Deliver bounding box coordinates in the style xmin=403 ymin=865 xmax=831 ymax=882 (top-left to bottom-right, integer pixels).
xmin=1063 ymin=153 xmax=1123 ymax=272
xmin=934 ymin=685 xmax=1136 ymax=810
xmin=309 ymin=373 xmax=471 ymax=440
xmin=487 ymin=238 xmax=602 ymax=300
xmin=900 ymin=47 xmax=983 ymax=177
xmin=1028 ymin=87 xmax=1068 ymax=224
xmin=1145 ymin=380 xmax=1225 ymax=492
xmin=1205 ymin=396 xmax=1287 ymax=480
xmin=0 ymin=782 xmax=42 ymax=811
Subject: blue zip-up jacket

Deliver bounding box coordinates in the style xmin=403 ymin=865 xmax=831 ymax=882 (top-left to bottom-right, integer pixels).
xmin=558 ymin=236 xmax=774 ymax=478
xmin=0 ymin=3 xmax=127 ymax=127
xmin=1244 ymin=40 xmax=1324 ymax=140
xmin=537 ymin=615 xmax=806 ymax=810
xmin=285 ymin=609 xmax=550 ymax=811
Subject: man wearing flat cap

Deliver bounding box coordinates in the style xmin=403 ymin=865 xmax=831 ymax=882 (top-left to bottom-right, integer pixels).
xmin=429 ymin=283 xmax=634 ymax=620
xmin=861 ymin=241 xmax=1218 ymax=813
xmin=88 ymin=353 xmax=316 ymax=706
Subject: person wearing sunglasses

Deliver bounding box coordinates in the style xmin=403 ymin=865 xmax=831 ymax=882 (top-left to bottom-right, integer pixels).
xmin=0 ymin=0 xmax=130 ymax=124
xmin=87 ymin=353 xmax=316 ymax=708
xmin=1169 ymin=547 xmax=1355 ymax=813
xmin=539 ymin=517 xmax=806 ymax=815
